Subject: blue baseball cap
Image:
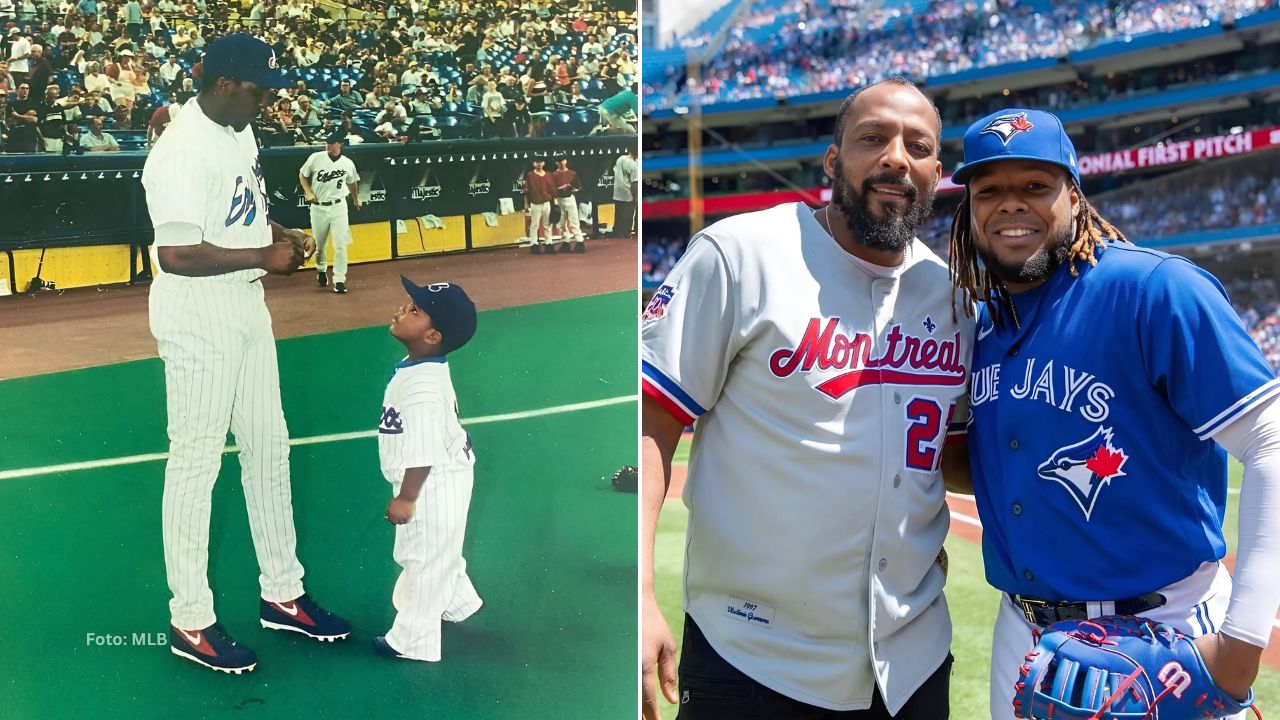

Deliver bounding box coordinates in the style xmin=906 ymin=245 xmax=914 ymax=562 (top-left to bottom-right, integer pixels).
xmin=952 ymin=108 xmax=1080 ymax=187
xmin=400 ymin=277 xmax=477 ymax=354
xmin=201 ymin=33 xmax=291 ymax=89
xmin=325 ymin=130 xmax=346 ymax=144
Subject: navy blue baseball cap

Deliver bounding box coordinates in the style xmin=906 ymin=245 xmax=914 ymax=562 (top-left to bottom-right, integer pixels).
xmin=400 ymin=277 xmax=477 ymax=354
xmin=325 ymin=130 xmax=346 ymax=144
xmin=952 ymin=108 xmax=1081 ymax=187
xmin=201 ymin=33 xmax=291 ymax=89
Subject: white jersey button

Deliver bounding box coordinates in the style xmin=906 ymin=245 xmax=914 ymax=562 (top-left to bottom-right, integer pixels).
xmin=878 ymin=558 xmax=888 ymax=571
xmin=1009 ymin=438 xmax=1020 ymax=450
xmin=1012 ymin=503 xmax=1023 ymax=515
xmin=893 ymin=475 xmax=902 ymax=488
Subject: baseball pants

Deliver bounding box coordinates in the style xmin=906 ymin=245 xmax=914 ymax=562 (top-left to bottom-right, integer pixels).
xmin=149 ymin=274 xmax=306 ymax=630
xmin=310 ymin=204 xmax=352 ymax=283
xmin=555 ymin=195 xmax=584 ymax=243
xmin=677 ymin=615 xmax=952 ymax=719
xmin=386 ymin=464 xmax=483 ymax=661
xmin=989 ymin=561 xmax=1242 ymax=720
xmin=528 ymin=201 xmax=553 ymax=246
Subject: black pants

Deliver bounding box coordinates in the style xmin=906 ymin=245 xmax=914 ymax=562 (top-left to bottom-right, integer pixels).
xmin=677 ymin=616 xmax=952 ymax=719
xmin=612 ymin=199 xmax=636 ymax=237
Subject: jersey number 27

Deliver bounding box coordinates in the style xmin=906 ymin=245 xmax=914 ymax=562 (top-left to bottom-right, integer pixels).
xmin=904 ymin=397 xmax=956 ymax=473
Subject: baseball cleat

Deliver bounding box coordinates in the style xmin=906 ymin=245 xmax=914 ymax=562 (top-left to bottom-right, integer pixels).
xmin=573 ymin=241 xmax=585 ymax=253
xmin=557 ymin=241 xmax=571 ymax=253
xmin=333 ymin=282 xmax=347 ymax=294
xmin=169 ymin=623 xmax=258 ymax=674
xmin=260 ymin=594 xmax=351 ymax=641
xmin=372 ymin=636 xmax=409 ymax=660
xmin=530 ymin=244 xmax=542 ymax=255
xmin=317 ymin=271 xmax=328 ymax=287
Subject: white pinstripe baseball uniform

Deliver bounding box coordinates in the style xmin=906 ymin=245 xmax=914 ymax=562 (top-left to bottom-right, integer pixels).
xmin=299 ymin=149 xmax=358 ymax=283
xmin=641 ymin=202 xmax=974 ymax=713
xmin=378 ymin=356 xmax=483 ymax=661
xmin=143 ymin=95 xmax=307 ymax=631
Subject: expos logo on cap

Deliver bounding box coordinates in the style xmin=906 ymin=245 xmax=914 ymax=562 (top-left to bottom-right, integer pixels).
xmin=201 ymin=33 xmax=291 ymax=89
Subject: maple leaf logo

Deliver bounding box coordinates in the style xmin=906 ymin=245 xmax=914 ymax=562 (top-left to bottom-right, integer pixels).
xmin=1085 ymin=445 xmax=1126 ymax=478
xmin=1036 ymin=427 xmax=1128 ymax=521
xmin=980 ymin=112 xmax=1036 ymax=146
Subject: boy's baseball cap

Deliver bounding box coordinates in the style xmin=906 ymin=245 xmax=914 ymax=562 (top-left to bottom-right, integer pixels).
xmin=201 ymin=33 xmax=291 ymax=89
xmin=952 ymin=108 xmax=1080 ymax=187
xmin=400 ymin=277 xmax=477 ymax=354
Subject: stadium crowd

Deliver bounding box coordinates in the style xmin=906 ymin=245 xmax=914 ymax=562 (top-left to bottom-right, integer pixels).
xmin=644 ymin=0 xmax=1278 ymax=110
xmin=1 ymin=0 xmax=638 ymax=153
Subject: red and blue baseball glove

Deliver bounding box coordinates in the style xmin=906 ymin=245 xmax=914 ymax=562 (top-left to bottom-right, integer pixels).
xmin=1013 ymin=615 xmax=1259 ymax=720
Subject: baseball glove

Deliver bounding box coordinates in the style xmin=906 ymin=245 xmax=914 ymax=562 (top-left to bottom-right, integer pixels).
xmin=611 ymin=465 xmax=637 ymax=493
xmin=1013 ymin=615 xmax=1257 ymax=720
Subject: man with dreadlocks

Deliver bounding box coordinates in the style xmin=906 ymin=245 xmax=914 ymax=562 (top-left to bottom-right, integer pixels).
xmin=641 ymin=77 xmax=973 ymax=720
xmin=947 ymin=108 xmax=1280 ymax=719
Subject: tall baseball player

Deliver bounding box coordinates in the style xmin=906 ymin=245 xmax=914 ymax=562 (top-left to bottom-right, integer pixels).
xmin=299 ymin=131 xmax=361 ymax=294
xmin=374 ymin=277 xmax=483 ymax=662
xmin=523 ymin=157 xmax=558 ymax=254
xmin=642 ymin=78 xmax=974 ymax=720
xmin=551 ymin=154 xmax=586 ymax=253
xmin=945 ymin=108 xmax=1280 ymax=718
xmin=142 ymin=34 xmax=350 ymax=675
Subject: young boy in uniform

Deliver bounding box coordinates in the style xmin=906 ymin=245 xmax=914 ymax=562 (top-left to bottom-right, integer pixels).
xmin=375 ymin=276 xmax=484 ymax=661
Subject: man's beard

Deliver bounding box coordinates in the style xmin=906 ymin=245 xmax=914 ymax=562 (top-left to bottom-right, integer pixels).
xmin=830 ymin=161 xmax=935 ymax=253
xmin=976 ymin=223 xmax=1073 ymax=285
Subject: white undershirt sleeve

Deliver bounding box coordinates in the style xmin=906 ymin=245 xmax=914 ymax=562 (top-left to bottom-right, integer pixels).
xmin=1211 ymin=393 xmax=1280 ymax=647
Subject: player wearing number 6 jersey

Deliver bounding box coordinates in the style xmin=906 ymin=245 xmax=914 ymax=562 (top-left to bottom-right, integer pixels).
xmin=374 ymin=277 xmax=483 ymax=662
xmin=641 ymin=78 xmax=974 ymax=720
xmin=299 ymin=131 xmax=361 ymax=293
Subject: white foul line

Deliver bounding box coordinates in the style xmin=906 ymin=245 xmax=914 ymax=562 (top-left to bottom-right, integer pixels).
xmin=0 ymin=394 xmax=637 ymax=482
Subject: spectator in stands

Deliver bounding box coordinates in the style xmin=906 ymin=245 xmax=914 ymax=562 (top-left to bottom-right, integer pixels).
xmin=464 ymin=75 xmax=485 ymax=105
xmin=557 ymin=81 xmax=588 ymax=106
xmin=5 ymin=82 xmax=39 ymax=152
xmin=595 ymin=82 xmax=636 ymax=134
xmin=26 ymin=43 xmax=50 ymax=96
xmin=0 ymin=61 xmax=15 ymax=93
xmin=158 ymin=52 xmax=180 ymax=86
xmin=480 ymin=79 xmax=505 ymax=137
xmin=84 ymin=59 xmax=109 ymax=94
xmin=56 ymin=85 xmax=83 ymax=122
xmin=329 ymin=78 xmax=363 ymax=111
xmin=38 ymin=84 xmax=66 ymax=153
xmin=79 ymin=88 xmax=113 ymax=118
xmin=8 ymin=27 xmax=31 ymax=86
xmin=526 ymin=79 xmax=551 ymax=136
xmin=81 ymin=114 xmax=119 ymax=151
xmin=124 ymin=0 xmax=142 ymax=41
xmin=294 ymin=93 xmax=321 ymax=128
xmin=407 ymin=87 xmax=433 ymax=116
xmin=505 ymin=95 xmax=530 ymax=137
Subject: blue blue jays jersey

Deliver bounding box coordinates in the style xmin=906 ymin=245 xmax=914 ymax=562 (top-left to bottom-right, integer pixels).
xmin=969 ymin=243 xmax=1279 ymax=601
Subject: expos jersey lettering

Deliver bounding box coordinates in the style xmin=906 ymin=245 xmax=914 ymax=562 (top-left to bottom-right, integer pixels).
xmin=968 ymin=244 xmax=1280 ymax=600
xmin=224 ymin=175 xmax=259 ymax=227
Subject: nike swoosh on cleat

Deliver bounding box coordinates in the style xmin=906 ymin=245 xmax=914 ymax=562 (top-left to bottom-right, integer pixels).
xmin=272 ymin=601 xmax=300 ymax=617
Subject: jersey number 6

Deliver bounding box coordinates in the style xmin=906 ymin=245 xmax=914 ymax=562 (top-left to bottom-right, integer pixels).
xmin=904 ymin=397 xmax=955 ymax=473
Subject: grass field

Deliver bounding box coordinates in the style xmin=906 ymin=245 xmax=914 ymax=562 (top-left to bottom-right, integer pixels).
xmin=653 ymin=442 xmax=1280 ymax=719
xmin=0 ymin=291 xmax=638 ymax=720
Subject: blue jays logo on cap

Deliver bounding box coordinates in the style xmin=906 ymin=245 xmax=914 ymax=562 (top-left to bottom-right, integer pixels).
xmin=980 ymin=112 xmax=1034 ymax=146
xmin=952 ymin=108 xmax=1081 ymax=187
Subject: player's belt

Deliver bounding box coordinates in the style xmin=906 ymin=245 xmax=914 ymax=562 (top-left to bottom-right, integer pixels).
xmin=1008 ymin=592 xmax=1167 ymax=627
xmin=312 ymin=199 xmax=343 ymax=206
